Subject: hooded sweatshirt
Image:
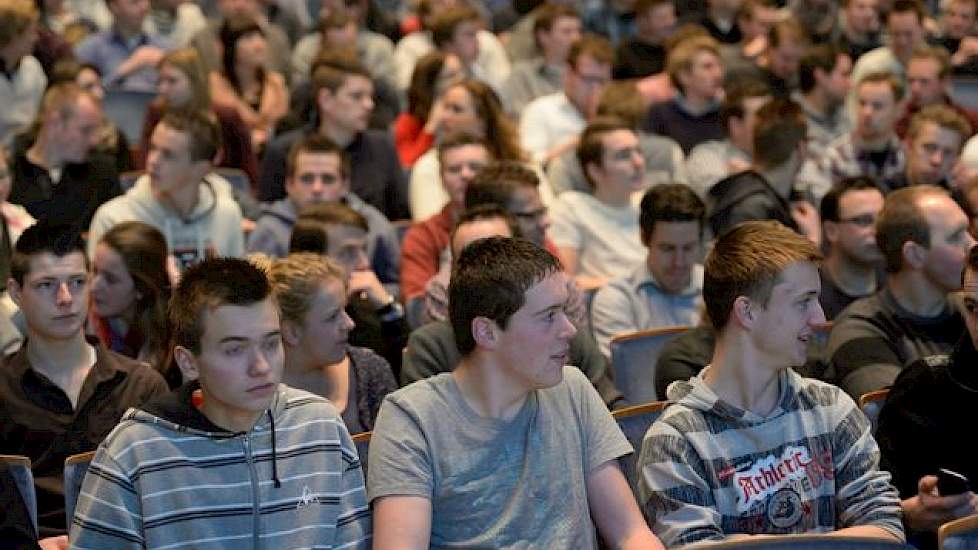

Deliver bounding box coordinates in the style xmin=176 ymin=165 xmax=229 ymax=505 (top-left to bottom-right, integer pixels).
xmin=69 ymin=382 xmax=372 ymax=549
xmin=637 ymin=367 xmax=904 ymax=548
xmin=86 ymin=174 xmax=244 ymax=269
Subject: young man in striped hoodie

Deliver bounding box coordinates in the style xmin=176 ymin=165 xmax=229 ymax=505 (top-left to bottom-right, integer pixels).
xmin=637 ymin=220 xmax=905 ymax=547
xmin=70 ymin=258 xmax=371 ymax=548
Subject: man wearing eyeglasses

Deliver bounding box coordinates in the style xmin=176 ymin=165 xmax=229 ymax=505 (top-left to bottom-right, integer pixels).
xmin=818 ymin=177 xmax=885 ymax=320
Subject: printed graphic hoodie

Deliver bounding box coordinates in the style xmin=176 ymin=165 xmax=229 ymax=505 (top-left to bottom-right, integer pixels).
xmin=637 ymin=367 xmax=904 ymax=547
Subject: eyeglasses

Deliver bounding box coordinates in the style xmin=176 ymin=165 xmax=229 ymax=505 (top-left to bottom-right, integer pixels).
xmin=837 ymin=214 xmax=877 ymax=227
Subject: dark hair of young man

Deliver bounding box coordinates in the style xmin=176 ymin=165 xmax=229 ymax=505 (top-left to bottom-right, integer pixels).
xmin=576 ymin=116 xmax=633 ymax=188
xmin=720 ymin=76 xmax=771 ymax=126
xmin=639 ymin=183 xmax=706 ymax=244
xmin=449 ymin=237 xmax=562 ymax=355
xmin=820 ymin=176 xmax=882 ymax=222
xmin=10 ymin=220 xmax=87 ymax=285
xmin=286 ymin=133 xmax=350 ymax=179
xmin=287 ymin=202 xmax=370 ymax=254
xmin=449 ymin=204 xmax=521 ymax=248
xmin=168 ymin=257 xmax=274 ymax=355
xmin=799 ymin=44 xmax=844 ymax=94
xmin=430 ymin=5 xmax=481 ymax=48
xmin=889 ymin=0 xmax=925 ymax=22
xmin=751 ymin=98 xmax=807 ymax=169
xmin=158 ymin=109 xmax=222 ymax=163
xmin=568 ymin=33 xmax=614 ymax=69
xmin=464 ymin=161 xmax=541 ymax=209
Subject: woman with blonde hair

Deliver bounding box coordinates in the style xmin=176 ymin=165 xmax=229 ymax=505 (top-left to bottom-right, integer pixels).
xmin=139 ymin=47 xmax=259 ymax=183
xmin=268 ymin=253 xmax=397 ymax=434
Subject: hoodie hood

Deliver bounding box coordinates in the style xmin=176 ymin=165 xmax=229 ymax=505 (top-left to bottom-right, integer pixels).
xmin=667 ymin=366 xmax=803 ymax=426
xmin=258 ymin=198 xmax=298 ymax=226
xmin=126 ymin=175 xmax=222 ymax=266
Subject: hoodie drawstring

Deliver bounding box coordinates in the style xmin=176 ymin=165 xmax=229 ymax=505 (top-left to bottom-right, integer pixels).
xmin=267 ymin=409 xmax=282 ymax=488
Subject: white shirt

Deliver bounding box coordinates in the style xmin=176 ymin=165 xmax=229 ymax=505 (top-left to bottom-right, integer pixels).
xmin=548 ymin=191 xmax=644 ymax=281
xmin=519 ymin=92 xmax=586 ymax=164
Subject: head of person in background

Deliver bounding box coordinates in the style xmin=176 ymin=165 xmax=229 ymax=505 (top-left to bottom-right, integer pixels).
xmin=437 ymin=79 xmax=524 ymax=161
xmin=90 ymin=220 xmax=172 ymax=368
xmin=843 ymin=0 xmax=881 ymax=39
xmin=639 ymin=184 xmax=705 ymax=295
xmin=735 ymin=0 xmax=779 ymax=48
xmin=942 ymin=0 xmax=977 ymax=42
xmin=577 ymin=117 xmax=646 ymax=204
xmin=0 ymin=0 xmax=38 ymax=78
xmin=312 ymin=48 xmax=374 ymax=143
xmin=563 ymin=34 xmax=613 ymax=118
xmin=854 ymin=71 xmax=906 ymax=147
xmin=720 ymin=77 xmax=772 ymax=158
xmin=818 ymin=177 xmax=885 ymax=319
xmin=465 ymin=161 xmax=551 ymax=247
xmin=285 ymin=133 xmax=350 ymax=212
xmin=633 ymin=0 xmax=676 ymax=46
xmin=886 ymin=0 xmax=927 ymax=65
xmin=107 ymin=0 xmax=150 ymax=36
xmin=594 ymin=80 xmax=650 ymax=129
xmin=438 ymin=132 xmax=493 ymax=216
xmin=405 ymin=51 xmax=465 ymax=134
xmin=317 ymin=9 xmax=359 ymax=51
xmin=449 ymin=205 xmax=519 ymax=262
xmin=798 ymin=44 xmax=852 ymax=115
xmin=906 ymin=46 xmax=955 ymax=110
xmin=155 ymin=47 xmax=212 ymax=113
xmin=903 ymin=105 xmax=971 ymax=187
xmin=760 ymin=17 xmax=808 ymax=91
xmin=533 ymin=3 xmax=581 ymax=64
xmin=146 ymin=110 xmax=220 ymax=210
xmin=50 ymin=59 xmax=105 ymax=102
xmin=430 ymin=5 xmax=481 ymax=71
xmin=218 ymin=14 xmax=269 ymax=99
xmin=666 ymin=34 xmax=724 ymax=106
xmin=416 ymin=0 xmax=460 ymax=31
xmin=32 ymin=82 xmax=102 ymax=167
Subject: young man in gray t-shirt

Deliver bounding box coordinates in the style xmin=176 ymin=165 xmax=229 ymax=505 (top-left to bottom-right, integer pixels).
xmin=368 ymin=237 xmax=663 ymax=549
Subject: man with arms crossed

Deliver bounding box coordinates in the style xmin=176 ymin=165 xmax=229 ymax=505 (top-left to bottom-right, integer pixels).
xmin=369 ymin=237 xmax=663 ymax=549
xmin=638 ymin=220 xmax=905 ymax=547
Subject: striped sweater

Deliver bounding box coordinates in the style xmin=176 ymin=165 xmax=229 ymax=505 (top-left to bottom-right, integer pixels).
xmin=69 ymin=383 xmax=372 ymax=549
xmin=637 ymin=367 xmax=904 ymax=548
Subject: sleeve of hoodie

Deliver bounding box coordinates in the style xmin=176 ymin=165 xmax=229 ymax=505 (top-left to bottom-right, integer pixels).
xmin=829 ymin=388 xmax=906 ymax=540
xmin=218 ymin=201 xmax=246 ymax=258
xmin=637 ymin=413 xmax=726 ymax=548
xmin=334 ymin=422 xmax=373 ymax=547
xmin=69 ymin=445 xmax=145 ymax=549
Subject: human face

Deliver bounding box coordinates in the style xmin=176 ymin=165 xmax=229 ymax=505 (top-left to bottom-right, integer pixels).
xmin=234 ymin=31 xmax=267 ymax=69
xmin=846 ymin=0 xmax=880 ymax=34
xmin=728 ymin=94 xmax=771 ymax=153
xmin=825 ymin=188 xmax=884 ymax=265
xmin=91 ymin=244 xmax=138 ymax=320
xmin=589 ymin=129 xmax=645 ymax=195
xmin=638 ymin=3 xmax=676 ymax=43
xmin=9 ymin=252 xmax=89 ymax=341
xmin=680 ymin=50 xmax=724 ymax=102
xmin=440 ymin=144 xmax=490 ymax=209
xmin=739 ymin=4 xmax=779 ymax=41
xmin=450 ymin=218 xmax=513 ymax=258
xmin=769 ymin=40 xmax=804 ymax=81
xmin=320 ymin=75 xmax=374 ymax=135
xmin=749 ymin=261 xmax=825 ymax=369
xmin=507 ymin=185 xmax=550 ymax=246
xmin=449 ymin=20 xmax=479 ymax=64
xmin=907 ymin=57 xmax=945 ymax=107
xmin=191 ymin=299 xmax=283 ymax=433
xmin=492 ymin=272 xmax=577 ymax=390
xmin=960 ymin=268 xmax=978 ymax=350
xmin=157 ymin=63 xmax=192 ymax=107
xmin=324 ymin=21 xmax=357 ymax=46
xmin=75 ymin=67 xmax=104 ymax=102
xmin=906 ymin=122 xmax=963 ymax=186
xmin=109 ymin=0 xmax=150 ymax=31
xmin=646 ymin=221 xmax=701 ymax=294
xmin=565 ymin=54 xmax=611 ymax=116
xmin=439 ymin=85 xmax=485 ymax=137
xmin=53 ymin=96 xmax=101 ymax=163
xmin=324 ymin=224 xmax=370 ymax=275
xmin=945 ymin=0 xmax=977 ymax=39
xmin=539 ymin=15 xmax=582 ymax=61
xmin=146 ymin=122 xmax=207 ymax=196
xmin=887 ymin=11 xmax=923 ymax=61
xmin=856 ymin=80 xmax=899 ymax=142
xmin=824 ymin=54 xmax=853 ymax=103
xmin=290 ymin=280 xmax=355 ymax=366
xmin=286 ymin=151 xmax=347 ymax=209
xmin=918 ymin=193 xmax=975 ymax=293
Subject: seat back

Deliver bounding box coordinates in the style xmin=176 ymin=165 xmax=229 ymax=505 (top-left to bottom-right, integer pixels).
xmin=951 ymin=77 xmax=978 ymax=110
xmin=612 ymin=401 xmax=670 ymax=500
xmin=64 ymin=450 xmax=96 ymax=528
xmin=352 ymin=432 xmax=371 ymax=479
xmin=858 ymin=388 xmax=890 ymax=434
xmin=0 ymin=455 xmax=36 ymax=534
xmin=683 ymin=534 xmax=915 ymax=549
xmin=939 ymin=513 xmax=978 ymax=550
xmin=610 ymin=327 xmax=690 ymax=405
xmin=101 ymin=90 xmax=157 ymax=144
xmin=214 ymin=167 xmax=253 ymax=195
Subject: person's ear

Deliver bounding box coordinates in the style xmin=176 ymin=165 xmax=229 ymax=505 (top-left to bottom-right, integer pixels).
xmin=280 ymin=319 xmax=301 ymax=347
xmin=471 ymin=316 xmax=497 ymax=349
xmin=902 ymin=239 xmax=927 ymax=270
xmin=732 ymin=296 xmax=754 ymax=329
xmin=7 ymin=279 xmax=21 ymax=307
xmin=174 ymin=345 xmax=200 ymax=382
xmin=823 ymin=220 xmax=840 ymax=244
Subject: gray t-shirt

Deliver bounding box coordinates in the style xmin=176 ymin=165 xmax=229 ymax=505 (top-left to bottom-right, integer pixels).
xmin=367 ymin=366 xmax=631 ymax=549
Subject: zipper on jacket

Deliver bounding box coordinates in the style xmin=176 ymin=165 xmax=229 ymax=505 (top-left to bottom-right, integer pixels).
xmin=243 ymin=434 xmax=262 ymax=550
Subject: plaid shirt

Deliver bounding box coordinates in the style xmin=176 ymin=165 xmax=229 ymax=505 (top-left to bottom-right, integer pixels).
xmin=815 ymin=133 xmax=907 ymax=194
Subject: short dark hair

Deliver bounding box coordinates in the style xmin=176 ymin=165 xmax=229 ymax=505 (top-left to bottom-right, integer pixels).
xmin=639 ymin=184 xmax=706 ymax=243
xmin=449 ymin=237 xmax=562 ymax=355
xmin=286 ymin=133 xmax=349 ymax=180
xmin=799 ymin=44 xmax=845 ymax=93
xmin=533 ymin=3 xmax=579 ymax=49
xmin=168 ymin=258 xmax=273 ymax=355
xmin=889 ymin=0 xmax=925 ymax=23
xmin=720 ymin=77 xmax=771 ymax=126
xmin=465 ymin=161 xmax=541 ymax=210
xmin=704 ymin=220 xmax=821 ymax=331
xmin=436 ymin=131 xmax=491 ymax=167
xmin=568 ymin=33 xmax=614 ymax=69
xmin=876 ymin=185 xmax=947 ymax=273
xmin=752 ymin=98 xmax=807 ymax=169
xmin=449 ymin=204 xmax=520 ymax=255
xmin=288 ymin=202 xmax=369 ymax=254
xmin=576 ymin=116 xmax=633 ymax=188
xmin=819 ymin=176 xmax=882 ymax=222
xmin=10 ymin=220 xmax=87 ymax=286
xmin=158 ymin=110 xmax=221 ymax=163
xmin=431 ymin=5 xmax=481 ymax=48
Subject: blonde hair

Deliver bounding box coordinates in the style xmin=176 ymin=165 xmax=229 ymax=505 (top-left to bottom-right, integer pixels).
xmin=266 ymin=253 xmax=348 ymax=324
xmin=0 ymin=0 xmax=37 ymax=50
xmin=158 ymin=48 xmax=211 ymax=113
xmin=666 ymin=35 xmax=720 ymax=92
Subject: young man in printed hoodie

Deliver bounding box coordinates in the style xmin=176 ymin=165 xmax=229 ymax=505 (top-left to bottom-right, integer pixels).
xmin=86 ymin=110 xmax=244 ymax=271
xmin=637 ymin=220 xmax=905 ymax=547
xmin=70 ymin=258 xmax=371 ymax=548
